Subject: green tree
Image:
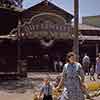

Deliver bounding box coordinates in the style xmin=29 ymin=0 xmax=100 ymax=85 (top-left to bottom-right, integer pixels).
xmin=0 ymin=0 xmax=23 ymax=8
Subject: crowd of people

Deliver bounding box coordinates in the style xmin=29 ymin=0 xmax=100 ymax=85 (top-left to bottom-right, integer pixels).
xmin=82 ymin=53 xmax=100 ymax=81
xmin=37 ymin=51 xmax=100 ymax=100
xmin=33 ymin=51 xmax=100 ymax=100
xmin=54 ymin=52 xmax=100 ymax=81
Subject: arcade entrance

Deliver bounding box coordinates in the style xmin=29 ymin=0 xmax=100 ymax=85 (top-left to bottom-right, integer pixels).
xmin=10 ymin=12 xmax=73 ymax=71
xmin=20 ymin=39 xmax=73 ymax=71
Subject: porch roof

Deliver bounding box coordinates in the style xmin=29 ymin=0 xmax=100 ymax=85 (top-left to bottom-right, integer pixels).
xmin=0 ymin=34 xmax=100 ymax=41
xmin=79 ymin=24 xmax=100 ymax=31
xmin=79 ymin=35 xmax=100 ymax=40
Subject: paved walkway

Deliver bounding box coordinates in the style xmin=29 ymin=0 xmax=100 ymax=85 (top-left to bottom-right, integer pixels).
xmin=28 ymin=72 xmax=61 ymax=80
xmin=0 ymin=72 xmax=100 ymax=100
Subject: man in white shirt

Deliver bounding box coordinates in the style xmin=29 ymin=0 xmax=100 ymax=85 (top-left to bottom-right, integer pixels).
xmin=54 ymin=59 xmax=63 ymax=72
xmin=82 ymin=53 xmax=90 ymax=75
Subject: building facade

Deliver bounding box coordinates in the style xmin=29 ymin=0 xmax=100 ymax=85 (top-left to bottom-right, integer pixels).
xmin=0 ymin=0 xmax=100 ymax=72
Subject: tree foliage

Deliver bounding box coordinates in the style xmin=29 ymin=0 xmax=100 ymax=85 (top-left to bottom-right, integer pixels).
xmin=0 ymin=0 xmax=23 ymax=8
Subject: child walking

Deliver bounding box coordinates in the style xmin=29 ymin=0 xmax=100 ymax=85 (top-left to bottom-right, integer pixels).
xmin=53 ymin=75 xmax=61 ymax=88
xmin=38 ymin=78 xmax=53 ymax=100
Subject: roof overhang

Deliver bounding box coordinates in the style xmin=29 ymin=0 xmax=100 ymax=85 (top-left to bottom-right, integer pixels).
xmin=79 ymin=35 xmax=100 ymax=41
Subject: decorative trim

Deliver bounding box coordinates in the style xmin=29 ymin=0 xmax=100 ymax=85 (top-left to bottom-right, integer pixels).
xmin=40 ymin=39 xmax=54 ymax=47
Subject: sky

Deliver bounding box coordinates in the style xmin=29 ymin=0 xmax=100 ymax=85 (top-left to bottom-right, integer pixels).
xmin=23 ymin=0 xmax=100 ymax=18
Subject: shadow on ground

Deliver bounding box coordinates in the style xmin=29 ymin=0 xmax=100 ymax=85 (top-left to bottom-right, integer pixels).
xmin=0 ymin=78 xmax=42 ymax=93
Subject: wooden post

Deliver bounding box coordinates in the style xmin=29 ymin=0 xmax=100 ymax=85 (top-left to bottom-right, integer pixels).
xmin=96 ymin=43 xmax=99 ymax=56
xmin=17 ymin=19 xmax=27 ymax=77
xmin=17 ymin=19 xmax=21 ymax=73
xmin=73 ymin=0 xmax=79 ymax=61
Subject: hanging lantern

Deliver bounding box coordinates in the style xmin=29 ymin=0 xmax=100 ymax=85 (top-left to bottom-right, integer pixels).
xmin=40 ymin=39 xmax=54 ymax=47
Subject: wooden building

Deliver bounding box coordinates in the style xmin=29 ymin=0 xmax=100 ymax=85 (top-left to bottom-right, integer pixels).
xmin=0 ymin=0 xmax=100 ymax=72
xmin=79 ymin=24 xmax=100 ymax=63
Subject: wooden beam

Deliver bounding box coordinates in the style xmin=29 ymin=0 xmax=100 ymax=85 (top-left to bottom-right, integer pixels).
xmin=73 ymin=0 xmax=79 ymax=61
